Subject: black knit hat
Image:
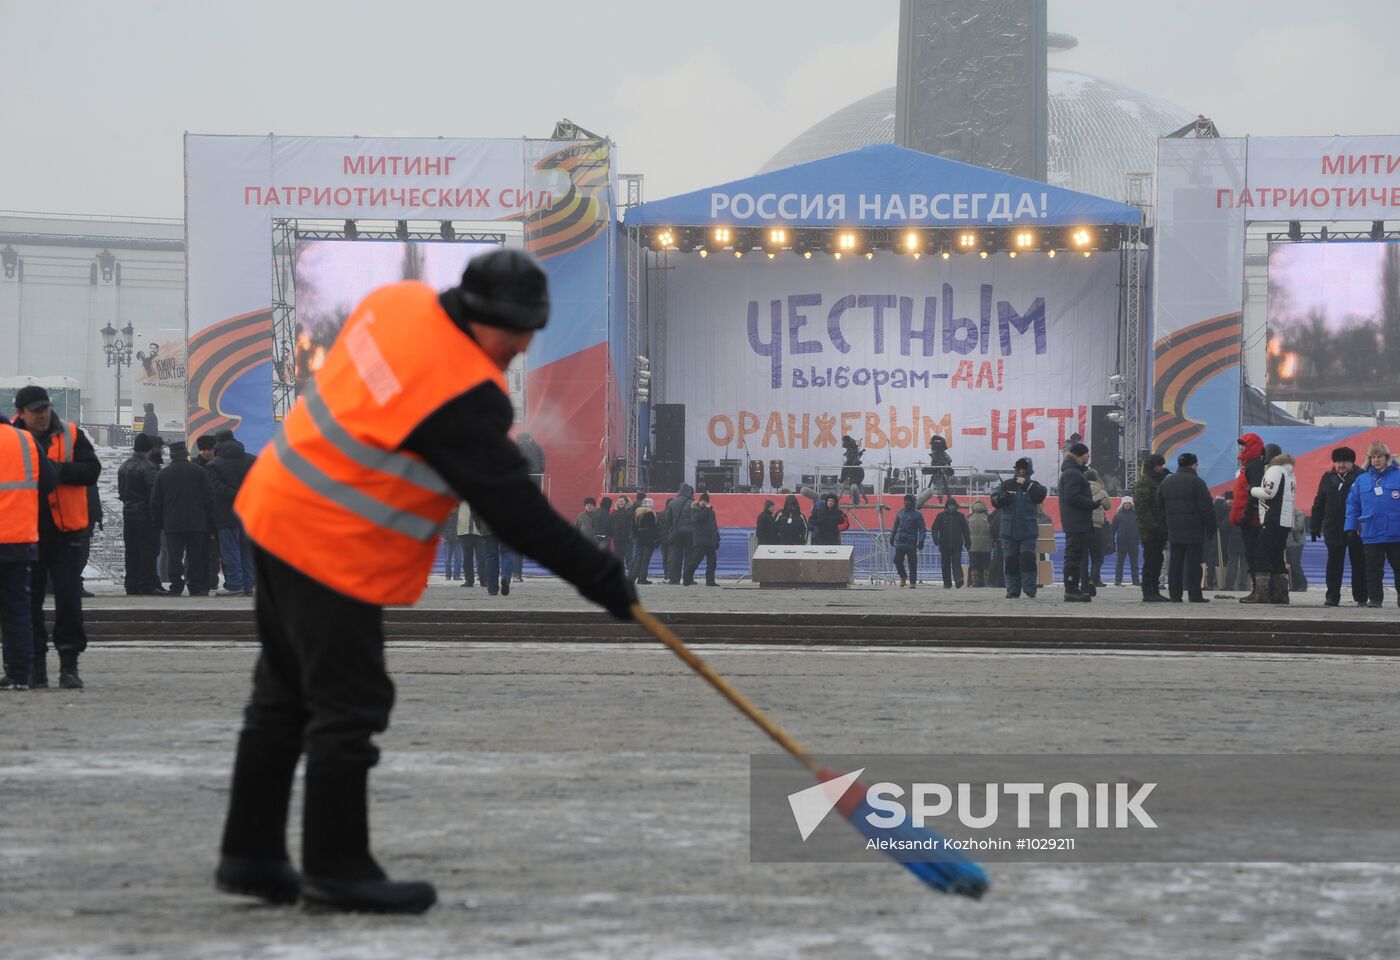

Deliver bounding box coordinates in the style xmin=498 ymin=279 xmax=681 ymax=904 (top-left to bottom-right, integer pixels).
xmin=1067 ymin=442 xmax=1090 ymax=456
xmin=1332 ymin=446 xmax=1357 ymax=462
xmin=456 ymin=249 xmax=550 ymax=331
xmin=1177 ymin=452 xmax=1198 ymax=468
xmin=133 ymin=433 xmax=154 ymax=453
xmin=1146 ymin=453 xmax=1167 ymax=469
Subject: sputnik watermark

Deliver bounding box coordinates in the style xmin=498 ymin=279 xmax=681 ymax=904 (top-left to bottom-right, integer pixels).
xmin=788 ymin=770 xmax=1157 ymax=841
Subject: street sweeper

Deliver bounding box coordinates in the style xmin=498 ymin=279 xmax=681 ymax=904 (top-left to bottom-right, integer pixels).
xmin=214 ymin=249 xmax=636 ymax=914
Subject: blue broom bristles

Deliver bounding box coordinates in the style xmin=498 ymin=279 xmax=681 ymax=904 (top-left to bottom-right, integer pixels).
xmin=846 ymin=798 xmax=991 ymax=900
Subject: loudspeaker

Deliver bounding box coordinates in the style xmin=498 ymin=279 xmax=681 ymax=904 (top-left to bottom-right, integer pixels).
xmin=651 ymin=460 xmax=683 ymax=492
xmin=653 ymin=404 xmax=685 ymax=464
xmin=1089 ymin=404 xmax=1123 ymax=483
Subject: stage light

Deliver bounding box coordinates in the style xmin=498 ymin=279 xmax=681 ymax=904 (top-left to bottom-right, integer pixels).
xmin=1287 ymin=220 xmax=1302 ymax=241
xmin=864 ymin=251 xmax=874 ymax=260
xmin=1109 ymin=392 xmax=1124 ymax=405
xmin=1007 ymin=250 xmax=1017 ymax=259
xmin=901 ymin=230 xmax=923 ymax=255
xmin=940 ymin=250 xmax=951 ymax=260
xmin=1070 ymin=227 xmax=1093 ymax=248
xmin=1108 ymin=374 xmax=1125 ymax=387
xmin=710 ymin=226 xmax=733 ymax=250
xmin=912 ymin=251 xmax=922 ymax=260
xmin=766 ymin=227 xmax=789 ymax=248
xmin=833 ymin=252 xmax=843 ymax=260
xmin=698 ymin=249 xmax=709 ymax=258
xmin=1013 ymin=229 xmax=1036 ymax=249
xmin=835 ymin=230 xmax=860 ymax=253
xmin=1372 ymin=221 xmax=1386 ymax=240
xmin=767 ymin=252 xmax=776 ymax=259
xmin=979 ymin=250 xmax=989 ymax=259
xmin=1046 ymin=248 xmax=1057 ymax=258
xmin=651 ymin=227 xmax=680 ymax=252
xmin=1082 ymin=250 xmax=1092 ymax=258
xmin=734 ymin=249 xmax=743 ymax=258
xmin=957 ymin=230 xmax=978 ymax=251
xmin=440 ymin=221 xmax=456 ymax=240
xmin=802 ymin=250 xmax=813 ymax=260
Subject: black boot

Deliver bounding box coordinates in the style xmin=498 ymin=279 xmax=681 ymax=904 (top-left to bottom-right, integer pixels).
xmin=216 ymin=731 xmax=303 ymax=904
xmin=58 ymin=653 xmax=83 ymax=690
xmin=300 ymin=759 xmax=436 ymax=914
xmin=30 ymin=654 xmax=49 ymax=688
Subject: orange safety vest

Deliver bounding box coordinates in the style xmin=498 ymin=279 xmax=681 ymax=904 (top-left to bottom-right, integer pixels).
xmin=0 ymin=424 xmax=41 ymax=545
xmin=45 ymin=421 xmax=90 ymax=532
xmin=237 ymin=281 xmax=507 ymax=605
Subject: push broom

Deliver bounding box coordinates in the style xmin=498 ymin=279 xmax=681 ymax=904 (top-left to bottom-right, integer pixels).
xmin=630 ymin=604 xmax=990 ymax=899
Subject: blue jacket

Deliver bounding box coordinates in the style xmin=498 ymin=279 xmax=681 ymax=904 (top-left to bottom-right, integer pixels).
xmin=992 ymin=477 xmax=1048 ymax=541
xmin=891 ymin=507 xmax=926 ymax=550
xmin=1345 ymin=461 xmax=1400 ymax=544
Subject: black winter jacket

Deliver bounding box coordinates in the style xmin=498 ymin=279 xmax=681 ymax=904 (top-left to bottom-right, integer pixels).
xmin=808 ymin=503 xmax=846 ymax=545
xmin=207 ymin=438 xmax=256 ymax=528
xmin=992 ymin=478 xmax=1047 ymax=541
xmin=691 ymin=503 xmax=720 ymax=549
xmin=669 ymin=484 xmax=695 ymax=537
xmin=1311 ymin=466 xmax=1363 ymax=545
xmin=1057 ymin=458 xmax=1098 ymax=533
xmin=774 ymin=505 xmax=808 ymax=545
xmin=151 ymin=458 xmax=216 ymax=533
xmin=1156 ymin=469 xmax=1217 ymax=544
xmin=118 ymin=454 xmax=160 ymax=516
xmin=931 ymin=503 xmax=970 ymax=552
xmin=755 ymin=509 xmax=779 ymax=545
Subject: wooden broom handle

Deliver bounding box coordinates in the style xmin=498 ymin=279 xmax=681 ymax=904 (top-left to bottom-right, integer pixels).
xmin=630 ymin=604 xmax=819 ymax=776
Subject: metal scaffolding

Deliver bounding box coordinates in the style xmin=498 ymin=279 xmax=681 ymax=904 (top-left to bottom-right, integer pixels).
xmin=1122 ymin=172 xmax=1154 ymax=480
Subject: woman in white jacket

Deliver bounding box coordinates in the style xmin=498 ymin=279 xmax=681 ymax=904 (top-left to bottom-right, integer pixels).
xmin=1249 ymin=443 xmax=1296 ymax=604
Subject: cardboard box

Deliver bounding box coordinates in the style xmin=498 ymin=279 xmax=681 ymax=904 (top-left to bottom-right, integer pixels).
xmin=1037 ymin=559 xmax=1054 ymax=587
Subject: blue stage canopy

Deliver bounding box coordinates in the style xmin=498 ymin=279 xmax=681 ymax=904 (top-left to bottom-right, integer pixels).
xmin=624 ymin=144 xmax=1141 ymax=228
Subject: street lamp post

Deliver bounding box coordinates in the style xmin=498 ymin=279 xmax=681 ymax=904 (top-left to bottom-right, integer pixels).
xmin=101 ymin=321 xmax=135 ymax=426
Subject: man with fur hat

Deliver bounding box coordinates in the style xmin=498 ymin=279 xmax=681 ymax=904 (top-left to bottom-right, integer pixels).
xmin=1311 ymin=446 xmax=1367 ymax=606
xmin=1345 ymin=441 xmax=1400 ymax=607
xmin=1248 ymin=443 xmax=1296 ymax=604
xmin=117 ymin=432 xmax=163 ymax=595
xmin=216 ymin=249 xmax=637 ymax=913
xmin=1156 ymin=452 xmax=1217 ymax=603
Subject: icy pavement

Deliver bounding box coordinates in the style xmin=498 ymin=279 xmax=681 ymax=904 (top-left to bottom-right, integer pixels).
xmin=3 ymin=640 xmax=1398 ymax=958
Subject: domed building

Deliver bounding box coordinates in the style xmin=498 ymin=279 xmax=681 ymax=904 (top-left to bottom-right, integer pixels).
xmin=759 ymin=68 xmax=1195 ymax=202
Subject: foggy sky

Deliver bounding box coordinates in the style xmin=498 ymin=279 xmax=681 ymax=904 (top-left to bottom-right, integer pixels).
xmin=1 ymin=0 xmax=1396 ymax=219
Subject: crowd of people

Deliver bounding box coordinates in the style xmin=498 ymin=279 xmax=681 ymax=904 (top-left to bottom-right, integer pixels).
xmin=527 ymin=435 xmax=1400 ymax=607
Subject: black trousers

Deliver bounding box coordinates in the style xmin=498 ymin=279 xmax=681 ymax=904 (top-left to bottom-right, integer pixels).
xmin=684 ymin=544 xmax=716 ymax=585
xmin=894 ymin=548 xmax=918 ymax=584
xmin=1325 ymin=537 xmax=1367 ymax=604
xmin=1242 ymin=523 xmax=1262 ymax=573
xmin=242 ymin=546 xmax=393 ymax=766
xmin=1167 ymin=540 xmax=1205 ymax=600
xmin=29 ymin=531 xmax=88 ymax=662
xmin=667 ymin=532 xmax=692 ymax=583
xmin=1063 ymin=531 xmax=1089 ymax=591
xmin=122 ymin=510 xmax=160 ymax=594
xmin=939 ymin=548 xmax=963 ymax=587
xmin=1088 ymin=530 xmax=1106 ymax=583
xmin=1258 ymin=525 xmax=1288 ymax=575
xmin=1141 ymin=539 xmax=1165 ymax=594
xmin=629 ymin=544 xmax=655 ymax=582
xmin=1363 ymin=542 xmax=1400 ymax=605
xmin=165 ymin=530 xmax=211 ymax=595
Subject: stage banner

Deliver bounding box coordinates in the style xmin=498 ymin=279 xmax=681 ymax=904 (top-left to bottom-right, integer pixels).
xmin=131 ymin=335 xmax=187 ymax=434
xmin=1234 ymin=136 xmax=1400 ymax=222
xmin=663 ymin=255 xmax=1117 ymax=478
xmin=185 ymin=133 xmax=615 ymax=513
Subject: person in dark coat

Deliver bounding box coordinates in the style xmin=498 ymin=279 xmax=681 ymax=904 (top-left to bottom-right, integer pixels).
xmin=194 ymin=434 xmax=223 ymax=590
xmin=931 ymin=497 xmax=970 ymax=588
xmin=596 ymin=497 xmax=615 ymax=553
xmin=839 ymin=434 xmax=865 ymax=501
xmin=684 ymin=493 xmax=720 ymax=586
xmin=1057 ymin=442 xmax=1099 ymax=602
xmin=207 ymin=432 xmax=258 ymax=596
xmin=755 ymin=499 xmax=779 ymax=546
xmin=665 ymin=484 xmax=695 ymax=583
xmin=150 ymin=441 xmax=216 ymax=596
xmin=1109 ymin=498 xmax=1139 ymax=585
xmin=992 ymin=457 xmax=1047 ymax=598
xmin=1132 ymin=455 xmax=1170 ymax=601
xmin=890 ymin=494 xmax=926 ymax=587
xmin=774 ymin=494 xmax=808 ymax=545
xmin=1156 ymin=452 xmax=1217 ymax=603
xmin=1223 ymin=492 xmax=1248 ymax=590
xmin=515 ymin=432 xmax=546 ymax=481
xmin=575 ymin=497 xmax=599 ymax=540
xmin=141 ymin=402 xmax=160 ymax=438
xmin=15 ymin=386 xmax=101 ymax=688
xmin=1311 ymin=446 xmax=1367 ymax=606
xmin=656 ymin=497 xmax=674 ymax=579
xmin=808 ymin=493 xmax=847 ymax=546
xmin=629 ymin=497 xmax=659 ymax=584
xmin=117 ymin=433 xmax=163 ymax=595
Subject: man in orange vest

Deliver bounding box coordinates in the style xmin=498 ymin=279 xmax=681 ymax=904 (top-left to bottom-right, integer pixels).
xmin=0 ymin=411 xmax=57 ymax=690
xmin=13 ymin=386 xmax=101 ymax=689
xmin=216 ymin=249 xmax=636 ymax=914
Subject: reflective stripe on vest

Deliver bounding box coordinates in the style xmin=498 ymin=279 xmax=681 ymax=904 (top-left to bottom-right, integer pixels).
xmin=270 ymin=428 xmax=440 ymax=542
xmin=0 ymin=426 xmax=41 ymax=544
xmin=301 ymin=383 xmax=451 ymax=498
xmin=46 ymin=422 xmax=89 ymax=532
